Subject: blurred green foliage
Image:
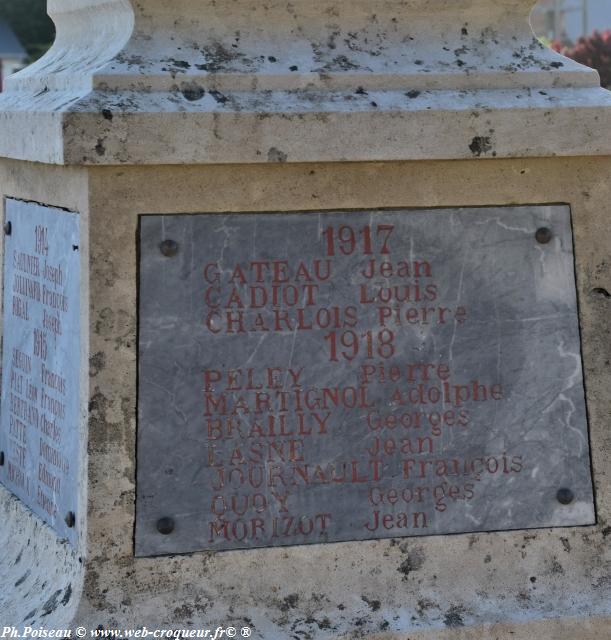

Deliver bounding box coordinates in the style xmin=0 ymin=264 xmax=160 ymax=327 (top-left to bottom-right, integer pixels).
xmin=0 ymin=0 xmax=54 ymax=62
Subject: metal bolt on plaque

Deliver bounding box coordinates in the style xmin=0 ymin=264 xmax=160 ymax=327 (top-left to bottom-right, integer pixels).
xmin=65 ymin=511 xmax=76 ymax=528
xmin=0 ymin=451 xmax=4 ymax=466
xmin=156 ymin=517 xmax=175 ymax=535
xmin=535 ymin=227 xmax=553 ymax=244
xmin=159 ymin=239 xmax=179 ymax=257
xmin=556 ymin=488 xmax=575 ymax=505
xmin=3 ymin=221 xmax=11 ymax=236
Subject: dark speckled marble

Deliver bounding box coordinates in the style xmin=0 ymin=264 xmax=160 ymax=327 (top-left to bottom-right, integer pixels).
xmin=136 ymin=206 xmax=594 ymax=556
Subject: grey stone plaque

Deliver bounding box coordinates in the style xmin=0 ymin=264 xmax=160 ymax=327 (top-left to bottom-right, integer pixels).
xmin=136 ymin=206 xmax=595 ymax=556
xmin=0 ymin=198 xmax=80 ymax=546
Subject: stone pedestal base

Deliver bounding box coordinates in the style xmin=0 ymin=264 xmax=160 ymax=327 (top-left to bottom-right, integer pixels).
xmin=1 ymin=156 xmax=610 ymax=637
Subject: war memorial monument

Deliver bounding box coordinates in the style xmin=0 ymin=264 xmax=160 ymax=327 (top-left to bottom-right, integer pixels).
xmin=0 ymin=0 xmax=609 ymax=637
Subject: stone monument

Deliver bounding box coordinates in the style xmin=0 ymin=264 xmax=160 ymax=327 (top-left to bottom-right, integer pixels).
xmin=0 ymin=0 xmax=610 ymax=638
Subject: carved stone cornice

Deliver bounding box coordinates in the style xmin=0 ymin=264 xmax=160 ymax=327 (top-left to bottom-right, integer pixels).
xmin=0 ymin=0 xmax=609 ymax=164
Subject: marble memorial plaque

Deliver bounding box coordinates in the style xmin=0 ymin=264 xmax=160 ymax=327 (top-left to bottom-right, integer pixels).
xmin=136 ymin=206 xmax=595 ymax=556
xmin=0 ymin=198 xmax=80 ymax=545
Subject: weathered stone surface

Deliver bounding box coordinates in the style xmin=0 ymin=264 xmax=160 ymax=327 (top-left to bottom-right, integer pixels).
xmin=0 ymin=1 xmax=610 ymax=165
xmin=136 ymin=206 xmax=594 ymax=555
xmin=0 ymin=199 xmax=81 ymax=546
xmin=0 ymin=0 xmax=610 ymax=636
xmin=0 ymin=155 xmax=610 ymax=636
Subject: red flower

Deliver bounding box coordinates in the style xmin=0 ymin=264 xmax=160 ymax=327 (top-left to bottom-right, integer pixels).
xmin=556 ymin=30 xmax=611 ymax=87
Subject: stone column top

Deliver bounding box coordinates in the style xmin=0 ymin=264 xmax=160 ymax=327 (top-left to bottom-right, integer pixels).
xmin=38 ymin=0 xmax=599 ymax=93
xmin=0 ymin=0 xmax=609 ymax=164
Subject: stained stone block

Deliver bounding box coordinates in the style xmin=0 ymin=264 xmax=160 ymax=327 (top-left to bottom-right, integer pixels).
xmin=136 ymin=205 xmax=594 ymax=556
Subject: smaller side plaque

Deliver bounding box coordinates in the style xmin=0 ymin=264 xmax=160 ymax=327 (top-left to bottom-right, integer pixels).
xmin=0 ymin=198 xmax=80 ymax=545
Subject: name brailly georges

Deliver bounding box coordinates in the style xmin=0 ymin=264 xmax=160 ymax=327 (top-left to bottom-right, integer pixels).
xmin=203 ymin=365 xmax=519 ymax=546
